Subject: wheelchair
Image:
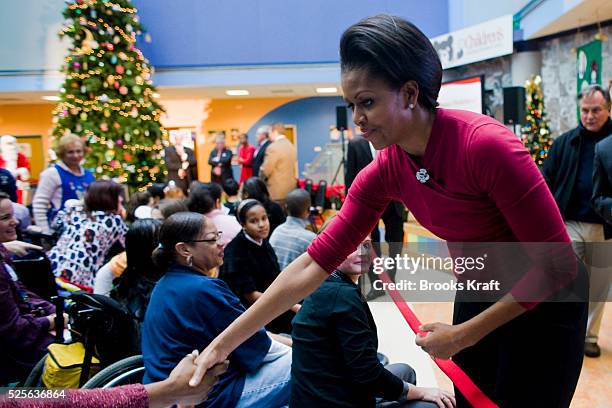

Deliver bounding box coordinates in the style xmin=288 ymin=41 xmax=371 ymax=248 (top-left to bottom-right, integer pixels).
xmin=81 ymin=355 xmax=144 ymax=389
xmin=23 ymin=291 xmax=140 ymax=388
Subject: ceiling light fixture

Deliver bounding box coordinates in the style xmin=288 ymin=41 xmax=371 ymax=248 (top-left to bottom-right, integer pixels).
xmin=225 ymin=89 xmax=249 ymax=96
xmin=316 ymin=87 xmax=338 ymax=94
xmin=42 ymin=95 xmax=61 ymax=101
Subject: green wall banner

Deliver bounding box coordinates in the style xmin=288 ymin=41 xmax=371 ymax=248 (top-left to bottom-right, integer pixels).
xmin=576 ymin=39 xmax=602 ymax=119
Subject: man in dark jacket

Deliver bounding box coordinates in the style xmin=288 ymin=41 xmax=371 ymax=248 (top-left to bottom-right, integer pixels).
xmin=542 ymin=84 xmax=612 ymax=358
xmin=589 ymin=130 xmax=612 ymax=358
xmin=346 ymin=134 xmax=406 ymax=300
xmin=208 ymin=133 xmax=233 ymax=185
xmin=251 ymin=125 xmax=271 ymax=180
xmin=165 ymin=143 xmax=197 ymax=195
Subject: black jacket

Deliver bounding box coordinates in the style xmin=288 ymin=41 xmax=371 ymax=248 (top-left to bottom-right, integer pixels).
xmin=252 ymin=139 xmax=271 ymax=178
xmin=345 ymin=136 xmax=404 ymax=219
xmin=593 ymin=134 xmax=612 ymax=238
xmin=207 ymin=148 xmax=233 ymax=183
xmin=291 ymin=271 xmax=404 ymax=407
xmin=542 ymin=120 xmax=612 ymax=237
xmin=164 ymin=146 xmax=197 ymax=194
xmin=219 ymin=230 xmax=293 ymax=333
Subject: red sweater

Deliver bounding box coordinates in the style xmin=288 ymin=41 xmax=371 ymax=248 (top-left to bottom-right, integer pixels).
xmin=308 ymin=109 xmax=573 ymax=305
xmin=0 ymin=384 xmax=148 ymax=408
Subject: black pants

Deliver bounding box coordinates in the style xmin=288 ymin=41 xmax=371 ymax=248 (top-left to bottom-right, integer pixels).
xmin=368 ymin=203 xmax=405 ymax=285
xmin=452 ymin=293 xmax=587 ymax=407
xmin=377 ymin=363 xmax=438 ymax=408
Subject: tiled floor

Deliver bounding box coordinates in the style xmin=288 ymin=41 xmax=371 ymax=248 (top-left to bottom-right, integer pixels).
xmin=369 ymin=300 xmax=611 ymax=407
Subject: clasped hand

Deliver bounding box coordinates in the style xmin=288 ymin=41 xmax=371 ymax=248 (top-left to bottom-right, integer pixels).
xmin=415 ymin=322 xmax=473 ymax=360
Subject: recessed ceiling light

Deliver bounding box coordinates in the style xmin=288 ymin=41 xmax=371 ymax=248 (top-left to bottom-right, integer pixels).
xmin=152 ymin=93 xmax=161 ymax=98
xmin=225 ymin=89 xmax=249 ymax=96
xmin=316 ymin=87 xmax=338 ymax=94
xmin=42 ymin=95 xmax=61 ymax=101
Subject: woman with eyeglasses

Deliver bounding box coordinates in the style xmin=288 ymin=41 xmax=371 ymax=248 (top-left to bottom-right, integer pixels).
xmin=220 ymin=199 xmax=300 ymax=334
xmin=291 ymin=218 xmax=454 ymax=408
xmin=141 ymin=212 xmax=292 ymax=408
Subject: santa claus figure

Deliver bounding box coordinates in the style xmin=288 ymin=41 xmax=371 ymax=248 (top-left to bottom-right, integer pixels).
xmin=0 ymin=135 xmax=30 ymax=203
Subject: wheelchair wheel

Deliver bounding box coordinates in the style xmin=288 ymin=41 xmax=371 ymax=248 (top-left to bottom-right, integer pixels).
xmin=81 ymin=355 xmax=144 ymax=389
xmin=22 ymin=354 xmax=47 ymax=387
xmin=377 ymin=352 xmax=389 ymax=366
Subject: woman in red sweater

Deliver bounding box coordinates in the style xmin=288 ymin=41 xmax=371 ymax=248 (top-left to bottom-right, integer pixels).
xmin=188 ymin=15 xmax=587 ymax=408
xmin=237 ymin=133 xmax=255 ymax=184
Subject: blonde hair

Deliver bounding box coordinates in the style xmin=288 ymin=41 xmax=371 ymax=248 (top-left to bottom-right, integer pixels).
xmin=56 ymin=134 xmax=85 ymax=158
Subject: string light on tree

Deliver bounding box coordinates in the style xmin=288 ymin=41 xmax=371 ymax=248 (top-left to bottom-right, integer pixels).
xmin=51 ymin=0 xmax=166 ymax=191
xmin=520 ymin=75 xmax=553 ymax=167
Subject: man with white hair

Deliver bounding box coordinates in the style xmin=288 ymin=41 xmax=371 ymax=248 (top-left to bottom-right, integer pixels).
xmin=164 ymin=132 xmax=197 ymax=195
xmin=543 ymin=84 xmax=612 ymax=358
xmin=0 ymin=135 xmax=30 ymax=204
xmin=260 ymin=123 xmax=297 ymax=205
xmin=207 ymin=133 xmax=233 ymax=185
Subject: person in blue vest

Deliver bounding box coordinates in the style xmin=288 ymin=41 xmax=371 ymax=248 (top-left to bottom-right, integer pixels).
xmin=33 ymin=134 xmax=95 ymax=234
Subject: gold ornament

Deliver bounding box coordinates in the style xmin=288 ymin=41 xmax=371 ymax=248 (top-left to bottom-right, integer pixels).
xmin=75 ymin=28 xmax=98 ymax=55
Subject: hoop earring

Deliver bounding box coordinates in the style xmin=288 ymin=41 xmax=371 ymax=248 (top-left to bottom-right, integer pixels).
xmin=186 ymin=255 xmax=193 ymax=267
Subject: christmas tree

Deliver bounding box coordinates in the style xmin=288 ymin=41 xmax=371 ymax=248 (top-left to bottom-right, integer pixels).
xmin=520 ymin=75 xmax=552 ymax=167
xmin=51 ymin=0 xmax=166 ymax=190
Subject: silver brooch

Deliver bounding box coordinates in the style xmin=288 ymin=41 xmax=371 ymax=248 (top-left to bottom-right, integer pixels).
xmin=416 ymin=168 xmax=430 ymax=184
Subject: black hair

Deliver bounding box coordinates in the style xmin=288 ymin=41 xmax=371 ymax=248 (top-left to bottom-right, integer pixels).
xmin=186 ymin=184 xmax=215 ymax=214
xmin=236 ymin=198 xmax=265 ymax=225
xmin=0 ymin=171 xmax=17 ymax=202
xmin=241 ymin=177 xmax=271 ymax=204
xmin=189 ymin=180 xmax=205 ymax=194
xmin=152 ymin=212 xmax=206 ymax=269
xmin=339 ymin=14 xmax=442 ymax=112
xmin=285 ymin=188 xmax=311 ymax=217
xmin=147 ymin=183 xmax=166 ymax=200
xmin=125 ymin=191 xmax=152 ymax=223
xmin=205 ymin=182 xmax=223 ymax=202
xmin=113 ymin=219 xmax=163 ymax=302
xmin=222 ymin=178 xmax=240 ymax=196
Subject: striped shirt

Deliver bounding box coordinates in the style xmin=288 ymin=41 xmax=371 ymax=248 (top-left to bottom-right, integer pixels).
xmin=269 ymin=216 xmax=316 ymax=270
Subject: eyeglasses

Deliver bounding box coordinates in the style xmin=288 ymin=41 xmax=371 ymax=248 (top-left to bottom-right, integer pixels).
xmin=187 ymin=231 xmax=223 ymax=244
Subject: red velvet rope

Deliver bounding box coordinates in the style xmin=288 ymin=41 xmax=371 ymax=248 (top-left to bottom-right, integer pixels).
xmin=378 ymin=271 xmax=499 ymax=408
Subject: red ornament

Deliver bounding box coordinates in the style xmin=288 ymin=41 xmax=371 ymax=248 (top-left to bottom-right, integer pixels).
xmin=114 ymin=81 xmax=120 ymax=89
xmin=115 ymin=65 xmax=125 ymax=74
xmin=106 ymin=43 xmax=114 ymax=51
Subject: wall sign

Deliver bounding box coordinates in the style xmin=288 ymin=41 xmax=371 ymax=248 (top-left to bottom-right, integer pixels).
xmin=432 ymin=15 xmax=514 ymax=70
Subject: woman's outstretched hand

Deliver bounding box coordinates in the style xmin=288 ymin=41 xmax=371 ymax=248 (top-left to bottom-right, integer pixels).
xmin=189 ymin=344 xmax=229 ymax=387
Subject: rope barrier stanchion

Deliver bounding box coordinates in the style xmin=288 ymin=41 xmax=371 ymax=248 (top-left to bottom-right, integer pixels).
xmin=377 ymin=271 xmax=499 ymax=408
